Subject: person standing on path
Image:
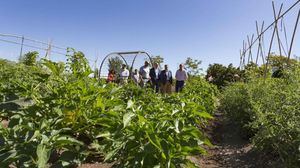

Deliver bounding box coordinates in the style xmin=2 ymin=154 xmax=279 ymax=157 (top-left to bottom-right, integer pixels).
xmin=150 ymin=63 xmax=161 ymax=93
xmin=175 ymin=64 xmax=188 ymax=92
xmin=139 ymin=61 xmax=151 ymax=87
xmin=160 ymin=64 xmax=173 ymax=94
xmin=120 ymin=64 xmax=129 ymax=84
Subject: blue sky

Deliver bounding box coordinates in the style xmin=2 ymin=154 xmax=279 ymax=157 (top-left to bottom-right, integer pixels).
xmin=0 ymin=0 xmax=299 ymax=73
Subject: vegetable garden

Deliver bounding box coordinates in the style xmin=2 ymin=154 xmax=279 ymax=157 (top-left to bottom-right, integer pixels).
xmin=0 ymin=50 xmax=218 ymax=168
xmin=1 ymin=0 xmax=300 ymax=167
xmin=1 ymin=49 xmax=300 ymax=168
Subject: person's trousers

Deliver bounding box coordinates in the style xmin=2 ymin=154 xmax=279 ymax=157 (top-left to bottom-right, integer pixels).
xmin=141 ymin=79 xmax=149 ymax=87
xmin=120 ymin=79 xmax=128 ymax=85
xmin=161 ymin=82 xmax=172 ymax=94
xmin=151 ymin=80 xmax=160 ymax=93
xmin=175 ymin=80 xmax=185 ymax=92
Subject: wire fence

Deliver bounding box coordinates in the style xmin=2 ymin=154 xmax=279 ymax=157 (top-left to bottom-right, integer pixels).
xmin=0 ymin=33 xmax=69 ymax=62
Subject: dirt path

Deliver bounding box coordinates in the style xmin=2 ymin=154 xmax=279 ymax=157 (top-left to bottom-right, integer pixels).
xmin=193 ymin=113 xmax=283 ymax=168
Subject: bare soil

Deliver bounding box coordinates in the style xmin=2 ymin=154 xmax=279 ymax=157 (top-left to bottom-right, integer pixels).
xmin=193 ymin=113 xmax=283 ymax=168
xmin=1 ymin=119 xmax=8 ymax=128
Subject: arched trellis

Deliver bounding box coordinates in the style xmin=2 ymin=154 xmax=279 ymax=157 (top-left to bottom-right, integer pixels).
xmin=98 ymin=51 xmax=153 ymax=78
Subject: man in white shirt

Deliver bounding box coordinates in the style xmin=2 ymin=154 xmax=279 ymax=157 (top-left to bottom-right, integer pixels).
xmin=120 ymin=64 xmax=129 ymax=84
xmin=139 ymin=61 xmax=151 ymax=87
xmin=175 ymin=64 xmax=188 ymax=92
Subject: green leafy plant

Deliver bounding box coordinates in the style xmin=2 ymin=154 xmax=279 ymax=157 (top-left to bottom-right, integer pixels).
xmin=0 ymin=50 xmax=218 ymax=167
xmin=19 ymin=51 xmax=39 ymax=66
xmin=220 ymin=66 xmax=300 ymax=167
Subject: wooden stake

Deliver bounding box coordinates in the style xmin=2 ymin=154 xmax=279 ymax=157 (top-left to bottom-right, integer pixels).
xmin=264 ymin=2 xmax=283 ymax=78
xmin=288 ymin=9 xmax=300 ymax=62
xmin=272 ymin=2 xmax=284 ymax=56
xmin=19 ymin=36 xmax=24 ymax=60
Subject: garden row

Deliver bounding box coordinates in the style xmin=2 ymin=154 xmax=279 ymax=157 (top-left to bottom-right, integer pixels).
xmin=219 ymin=63 xmax=300 ymax=167
xmin=0 ymin=51 xmax=218 ymax=168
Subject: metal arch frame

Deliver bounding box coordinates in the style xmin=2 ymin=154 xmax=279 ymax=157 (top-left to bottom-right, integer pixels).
xmin=98 ymin=51 xmax=153 ymax=78
xmin=130 ymin=51 xmax=153 ymax=70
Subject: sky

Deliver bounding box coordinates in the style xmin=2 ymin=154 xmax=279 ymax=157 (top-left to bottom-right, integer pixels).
xmin=0 ymin=0 xmax=299 ymax=73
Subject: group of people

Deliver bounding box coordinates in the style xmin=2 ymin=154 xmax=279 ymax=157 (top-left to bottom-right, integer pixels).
xmin=107 ymin=61 xmax=188 ymax=93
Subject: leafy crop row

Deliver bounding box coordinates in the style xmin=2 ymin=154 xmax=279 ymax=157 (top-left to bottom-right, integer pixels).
xmin=0 ymin=51 xmax=218 ymax=168
xmin=220 ymin=66 xmax=300 ymax=167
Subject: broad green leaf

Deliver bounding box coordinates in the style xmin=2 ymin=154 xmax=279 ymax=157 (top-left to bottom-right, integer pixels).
xmin=36 ymin=144 xmax=51 ymax=168
xmin=0 ymin=149 xmax=17 ymax=163
xmin=194 ymin=111 xmax=213 ymax=119
xmin=171 ymin=109 xmax=179 ymax=116
xmin=29 ymin=130 xmax=41 ymax=142
xmin=53 ymin=136 xmax=83 ymax=147
xmin=96 ymin=132 xmax=111 ymax=138
xmin=127 ymin=100 xmax=134 ymax=109
xmin=104 ymin=148 xmax=119 ymax=161
xmin=203 ymin=138 xmax=213 ymax=147
xmin=112 ymin=105 xmax=123 ymax=111
xmin=181 ymin=102 xmax=186 ymax=108
xmin=174 ymin=119 xmax=180 ymax=133
xmin=137 ymin=114 xmax=146 ymax=126
xmin=181 ymin=146 xmax=207 ymax=155
xmin=146 ymin=133 xmax=162 ymax=153
xmin=123 ymin=112 xmax=135 ymax=128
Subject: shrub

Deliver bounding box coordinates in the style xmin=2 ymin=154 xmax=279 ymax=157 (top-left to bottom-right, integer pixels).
xmin=19 ymin=51 xmax=39 ymax=66
xmin=183 ymin=76 xmax=219 ymax=114
xmin=220 ymin=67 xmax=300 ymax=166
xmin=206 ymin=63 xmax=242 ymax=89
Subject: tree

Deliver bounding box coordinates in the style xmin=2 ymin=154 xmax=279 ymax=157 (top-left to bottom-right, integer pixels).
xmin=151 ymin=55 xmax=164 ymax=66
xmin=66 ymin=49 xmax=92 ymax=77
xmin=267 ymin=54 xmax=298 ymax=69
xmin=206 ymin=63 xmax=242 ymax=89
xmin=20 ymin=51 xmax=39 ymax=66
xmin=184 ymin=57 xmax=202 ymax=76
